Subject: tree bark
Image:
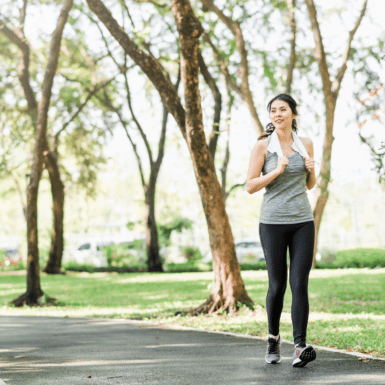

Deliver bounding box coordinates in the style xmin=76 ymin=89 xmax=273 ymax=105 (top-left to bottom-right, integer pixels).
xmin=11 ymin=0 xmax=73 ymax=306
xmin=171 ymin=0 xmax=252 ymax=314
xmin=86 ymin=0 xmax=253 ymax=313
xmin=286 ymin=0 xmax=296 ymax=94
xmin=198 ymin=51 xmax=222 ymax=160
xmin=145 ymin=175 xmax=163 ymax=272
xmin=304 ymin=0 xmax=368 ymax=266
xmin=43 ymin=144 xmax=65 ymax=274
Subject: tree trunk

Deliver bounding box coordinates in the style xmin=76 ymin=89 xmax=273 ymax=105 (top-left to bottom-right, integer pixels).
xmin=286 ymin=0 xmax=296 ymax=94
xmin=86 ymin=0 xmax=252 ymax=314
xmin=11 ymin=0 xmax=73 ymax=307
xmin=304 ymin=0 xmax=367 ymax=266
xmin=198 ymin=51 xmax=222 ymax=160
xmin=145 ymin=176 xmax=163 ymax=272
xmin=43 ymin=146 xmax=65 ymax=274
xmin=171 ymin=0 xmax=253 ymax=314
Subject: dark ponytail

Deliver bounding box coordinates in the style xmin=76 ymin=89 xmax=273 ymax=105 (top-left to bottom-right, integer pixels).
xmin=258 ymin=94 xmax=299 ymax=140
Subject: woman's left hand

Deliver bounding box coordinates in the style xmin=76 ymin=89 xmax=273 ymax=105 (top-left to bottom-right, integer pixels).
xmin=304 ymin=157 xmax=315 ymax=173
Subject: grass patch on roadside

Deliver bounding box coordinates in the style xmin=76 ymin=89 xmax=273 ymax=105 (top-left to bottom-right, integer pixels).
xmin=0 ymin=269 xmax=384 ymax=357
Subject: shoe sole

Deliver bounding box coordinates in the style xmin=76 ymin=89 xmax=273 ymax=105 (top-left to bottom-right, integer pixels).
xmin=292 ymin=346 xmax=316 ymax=368
xmin=265 ymin=357 xmax=281 ymax=364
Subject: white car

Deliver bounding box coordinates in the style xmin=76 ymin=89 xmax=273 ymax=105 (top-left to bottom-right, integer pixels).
xmin=203 ymin=237 xmax=265 ymax=263
xmin=72 ymin=240 xmax=112 ymax=267
xmin=235 ymin=237 xmax=265 ymax=263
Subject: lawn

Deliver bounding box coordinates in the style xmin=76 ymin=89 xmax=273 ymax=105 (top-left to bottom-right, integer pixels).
xmin=0 ymin=268 xmax=384 ymax=357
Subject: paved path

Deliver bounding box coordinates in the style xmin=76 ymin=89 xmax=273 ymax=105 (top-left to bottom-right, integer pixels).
xmin=0 ymin=316 xmax=384 ymax=384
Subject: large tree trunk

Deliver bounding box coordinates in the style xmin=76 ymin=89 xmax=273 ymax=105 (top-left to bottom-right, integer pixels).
xmin=43 ymin=146 xmax=65 ymax=275
xmin=171 ymin=0 xmax=252 ymax=314
xmin=11 ymin=0 xmax=73 ymax=307
xmin=86 ymin=0 xmax=252 ymax=313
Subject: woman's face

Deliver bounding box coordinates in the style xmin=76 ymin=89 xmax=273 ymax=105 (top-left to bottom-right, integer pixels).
xmin=270 ymin=99 xmax=296 ymax=129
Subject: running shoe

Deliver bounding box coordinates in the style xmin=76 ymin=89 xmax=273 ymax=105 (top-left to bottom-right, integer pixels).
xmin=265 ymin=335 xmax=281 ymax=364
xmin=292 ymin=344 xmax=316 ymax=367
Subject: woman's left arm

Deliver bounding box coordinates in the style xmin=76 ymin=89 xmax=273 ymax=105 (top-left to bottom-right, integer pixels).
xmin=301 ymin=137 xmax=316 ymax=190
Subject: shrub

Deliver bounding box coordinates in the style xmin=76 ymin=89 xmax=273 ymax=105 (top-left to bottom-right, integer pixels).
xmin=316 ymin=248 xmax=385 ymax=269
xmin=181 ymin=246 xmax=202 ymax=262
xmin=104 ymin=243 xmax=146 ymax=268
xmin=239 ymin=261 xmax=267 ymax=271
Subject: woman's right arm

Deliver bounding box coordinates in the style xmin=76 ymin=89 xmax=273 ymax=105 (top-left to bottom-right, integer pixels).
xmin=246 ymin=140 xmax=287 ymax=194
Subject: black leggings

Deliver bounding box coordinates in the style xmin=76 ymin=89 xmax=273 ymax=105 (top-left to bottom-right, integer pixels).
xmin=259 ymin=221 xmax=315 ymax=345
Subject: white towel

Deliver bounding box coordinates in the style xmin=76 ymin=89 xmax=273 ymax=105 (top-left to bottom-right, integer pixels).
xmin=267 ymin=130 xmax=309 ymax=158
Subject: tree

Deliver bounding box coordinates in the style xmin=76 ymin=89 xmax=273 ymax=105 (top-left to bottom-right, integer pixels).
xmin=1 ymin=4 xmax=114 ymax=274
xmin=86 ymin=0 xmax=253 ymax=313
xmin=10 ymin=0 xmax=73 ymax=306
xmin=304 ymin=0 xmax=369 ymax=266
xmin=0 ymin=3 xmax=67 ymax=275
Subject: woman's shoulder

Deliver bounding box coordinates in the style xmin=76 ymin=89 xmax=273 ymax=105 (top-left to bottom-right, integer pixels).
xmin=299 ymin=136 xmax=313 ymax=152
xmin=254 ymin=138 xmax=269 ymax=154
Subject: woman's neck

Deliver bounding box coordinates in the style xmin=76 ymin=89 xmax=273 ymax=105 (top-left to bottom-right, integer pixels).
xmin=275 ymin=128 xmax=293 ymax=143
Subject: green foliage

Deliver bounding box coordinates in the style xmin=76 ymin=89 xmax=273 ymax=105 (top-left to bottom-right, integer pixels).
xmin=180 ymin=246 xmax=202 ymax=262
xmin=317 ymin=248 xmax=385 ymax=269
xmin=165 ymin=261 xmax=211 ymax=273
xmin=157 ymin=216 xmax=193 ymax=247
xmin=103 ymin=243 xmax=146 ymax=269
xmin=239 ymin=261 xmax=267 ymax=271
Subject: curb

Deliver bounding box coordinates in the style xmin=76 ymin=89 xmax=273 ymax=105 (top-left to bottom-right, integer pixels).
xmin=120 ymin=318 xmax=385 ymax=362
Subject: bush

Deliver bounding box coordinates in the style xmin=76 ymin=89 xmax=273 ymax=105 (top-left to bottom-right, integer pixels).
xmin=165 ymin=261 xmax=212 ymax=273
xmin=180 ymin=246 xmax=202 ymax=262
xmin=316 ymin=248 xmax=385 ymax=269
xmin=239 ymin=261 xmax=267 ymax=271
xmin=104 ymin=243 xmax=146 ymax=269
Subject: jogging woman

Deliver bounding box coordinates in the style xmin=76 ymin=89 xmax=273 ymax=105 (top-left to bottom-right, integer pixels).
xmin=246 ymin=94 xmax=317 ymax=367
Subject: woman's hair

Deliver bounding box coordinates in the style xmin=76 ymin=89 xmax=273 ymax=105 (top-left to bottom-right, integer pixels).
xmin=258 ymin=94 xmax=299 ymax=140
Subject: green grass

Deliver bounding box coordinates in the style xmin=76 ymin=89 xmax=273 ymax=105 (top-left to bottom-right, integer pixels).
xmin=0 ymin=269 xmax=384 ymax=357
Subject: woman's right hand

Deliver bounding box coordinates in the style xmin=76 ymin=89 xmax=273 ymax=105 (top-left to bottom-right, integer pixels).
xmin=276 ymin=156 xmax=289 ymax=175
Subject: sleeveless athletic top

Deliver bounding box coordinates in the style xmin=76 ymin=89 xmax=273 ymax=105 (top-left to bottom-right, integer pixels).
xmin=259 ymin=135 xmax=314 ymax=224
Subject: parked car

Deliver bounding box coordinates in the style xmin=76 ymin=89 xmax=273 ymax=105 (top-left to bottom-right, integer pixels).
xmin=0 ymin=247 xmax=22 ymax=267
xmin=203 ymin=237 xmax=265 ymax=263
xmin=72 ymin=240 xmax=113 ymax=267
xmin=235 ymin=237 xmax=264 ymax=263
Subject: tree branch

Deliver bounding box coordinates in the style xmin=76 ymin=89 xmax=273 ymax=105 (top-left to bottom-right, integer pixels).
xmin=304 ymin=0 xmax=334 ymax=103
xmin=123 ymin=71 xmax=154 ymax=166
xmin=99 ymin=90 xmax=147 ymax=189
xmin=198 ymin=50 xmax=222 ymax=159
xmin=0 ymin=19 xmax=37 ymax=113
xmin=200 ymin=0 xmax=263 ymax=135
xmin=155 ymin=66 xmax=181 ymax=168
xmin=332 ymin=0 xmax=368 ymax=96
xmin=85 ymin=0 xmax=186 ymax=137
xmin=54 ymin=76 xmax=115 ymax=144
xmin=286 ymin=0 xmax=296 ymax=94
xmin=202 ymin=33 xmax=241 ymax=95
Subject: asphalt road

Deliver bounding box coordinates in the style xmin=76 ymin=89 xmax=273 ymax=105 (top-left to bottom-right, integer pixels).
xmin=0 ymin=316 xmax=384 ymax=384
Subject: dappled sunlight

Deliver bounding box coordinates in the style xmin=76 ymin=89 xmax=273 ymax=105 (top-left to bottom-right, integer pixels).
xmin=117 ymin=272 xmax=214 ymax=284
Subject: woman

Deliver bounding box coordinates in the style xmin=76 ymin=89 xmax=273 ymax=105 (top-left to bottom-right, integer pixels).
xmin=246 ymin=94 xmax=317 ymax=367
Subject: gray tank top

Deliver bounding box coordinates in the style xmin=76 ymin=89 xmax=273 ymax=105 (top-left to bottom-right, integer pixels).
xmin=259 ymin=136 xmax=314 ymax=224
